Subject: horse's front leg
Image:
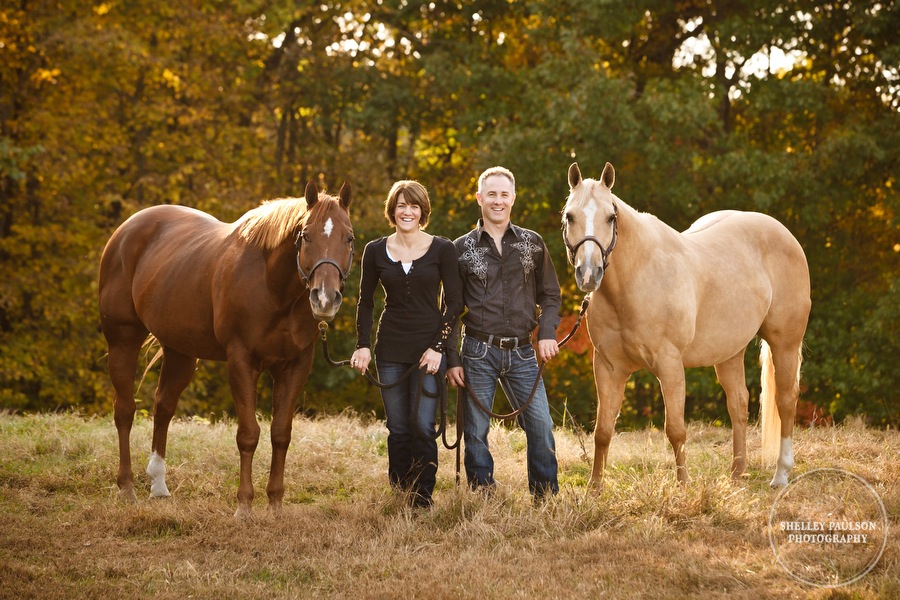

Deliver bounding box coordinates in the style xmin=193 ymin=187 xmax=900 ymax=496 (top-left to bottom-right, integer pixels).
xmin=266 ymin=355 xmax=313 ymax=514
xmin=657 ymin=362 xmax=688 ymax=482
xmin=714 ymin=350 xmax=750 ymax=480
xmin=227 ymin=349 xmax=263 ymax=518
xmin=590 ymin=351 xmax=629 ymax=490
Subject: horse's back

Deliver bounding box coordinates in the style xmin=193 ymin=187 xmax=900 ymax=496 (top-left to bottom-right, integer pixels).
xmin=99 ymin=205 xmax=236 ymax=356
xmin=683 ymin=210 xmax=809 ymax=287
xmin=682 ymin=210 xmax=810 ymax=354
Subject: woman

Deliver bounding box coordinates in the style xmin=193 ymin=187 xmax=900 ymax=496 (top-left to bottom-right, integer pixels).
xmin=350 ymin=180 xmax=463 ymax=508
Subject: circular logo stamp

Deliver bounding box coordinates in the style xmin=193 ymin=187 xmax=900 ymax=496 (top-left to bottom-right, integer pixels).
xmin=768 ymin=468 xmax=889 ymax=587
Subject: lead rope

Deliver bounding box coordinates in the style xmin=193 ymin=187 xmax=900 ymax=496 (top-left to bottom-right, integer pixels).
xmin=460 ymin=293 xmax=590 ymax=420
xmin=317 ymin=322 xmax=445 ymax=438
xmin=316 ymin=293 xmax=590 ymax=486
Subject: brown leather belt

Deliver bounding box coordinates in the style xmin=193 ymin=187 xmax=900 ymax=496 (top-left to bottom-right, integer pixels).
xmin=465 ymin=329 xmax=532 ymax=350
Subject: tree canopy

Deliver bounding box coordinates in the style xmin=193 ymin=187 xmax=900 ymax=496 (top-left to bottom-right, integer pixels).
xmin=1 ymin=0 xmax=897 ymax=428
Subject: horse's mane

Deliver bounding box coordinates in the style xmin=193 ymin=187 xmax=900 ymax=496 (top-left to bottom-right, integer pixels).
xmin=234 ymin=197 xmax=308 ymax=251
xmin=236 ymin=194 xmax=345 ymax=250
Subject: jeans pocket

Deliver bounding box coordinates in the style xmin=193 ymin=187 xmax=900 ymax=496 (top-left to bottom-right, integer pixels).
xmin=462 ymin=336 xmax=488 ymax=360
xmin=515 ymin=343 xmax=536 ymax=362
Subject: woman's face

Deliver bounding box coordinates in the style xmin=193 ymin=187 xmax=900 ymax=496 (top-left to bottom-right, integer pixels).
xmin=393 ymin=192 xmax=423 ymax=232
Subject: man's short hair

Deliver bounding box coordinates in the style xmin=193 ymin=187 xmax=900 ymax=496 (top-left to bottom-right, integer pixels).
xmin=477 ymin=166 xmax=515 ymax=195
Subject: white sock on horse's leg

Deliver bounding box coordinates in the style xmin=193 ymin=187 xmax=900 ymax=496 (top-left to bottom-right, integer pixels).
xmin=147 ymin=451 xmax=171 ymax=497
xmin=770 ymin=437 xmax=794 ymax=487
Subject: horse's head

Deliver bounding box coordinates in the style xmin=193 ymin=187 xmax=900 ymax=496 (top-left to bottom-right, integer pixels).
xmin=297 ymin=181 xmax=355 ymax=321
xmin=562 ymin=162 xmax=618 ymax=293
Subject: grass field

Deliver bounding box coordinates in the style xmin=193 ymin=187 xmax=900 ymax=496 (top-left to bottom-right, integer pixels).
xmin=0 ymin=411 xmax=896 ymax=599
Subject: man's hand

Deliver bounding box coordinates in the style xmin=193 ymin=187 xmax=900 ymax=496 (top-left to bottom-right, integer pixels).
xmin=537 ymin=339 xmax=559 ymax=363
xmin=447 ymin=366 xmax=465 ymax=387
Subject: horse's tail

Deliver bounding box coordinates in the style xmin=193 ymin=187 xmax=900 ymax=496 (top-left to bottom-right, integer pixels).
xmin=759 ymin=340 xmax=780 ymax=466
xmin=137 ymin=334 xmax=163 ymax=396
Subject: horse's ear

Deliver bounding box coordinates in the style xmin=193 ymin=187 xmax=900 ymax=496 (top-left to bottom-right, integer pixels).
xmin=305 ymin=181 xmax=318 ymax=209
xmin=600 ymin=162 xmax=615 ymax=190
xmin=568 ymin=162 xmax=582 ymax=189
xmin=338 ymin=180 xmax=352 ymax=209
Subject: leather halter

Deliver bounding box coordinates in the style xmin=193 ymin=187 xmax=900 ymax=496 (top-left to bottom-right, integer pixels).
xmin=295 ymin=230 xmax=355 ymax=290
xmin=564 ymin=203 xmax=618 ymax=270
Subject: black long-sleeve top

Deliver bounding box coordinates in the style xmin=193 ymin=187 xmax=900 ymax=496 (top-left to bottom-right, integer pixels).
xmin=447 ymin=220 xmax=561 ymax=367
xmin=355 ymin=236 xmax=464 ymax=364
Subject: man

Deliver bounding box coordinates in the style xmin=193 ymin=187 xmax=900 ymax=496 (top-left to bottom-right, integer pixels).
xmin=447 ymin=166 xmax=562 ymax=498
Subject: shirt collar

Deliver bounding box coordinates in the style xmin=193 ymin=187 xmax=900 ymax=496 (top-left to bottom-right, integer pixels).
xmin=474 ymin=219 xmax=522 ymax=243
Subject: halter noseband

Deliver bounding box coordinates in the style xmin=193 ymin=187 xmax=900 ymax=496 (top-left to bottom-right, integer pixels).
xmin=564 ymin=203 xmax=618 ymax=271
xmin=295 ymin=230 xmax=355 ymax=290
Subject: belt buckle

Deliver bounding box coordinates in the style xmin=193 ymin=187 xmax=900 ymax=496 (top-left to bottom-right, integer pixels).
xmin=498 ymin=336 xmax=518 ymax=350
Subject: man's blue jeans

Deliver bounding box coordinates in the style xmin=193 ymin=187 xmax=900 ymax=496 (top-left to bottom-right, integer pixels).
xmin=376 ymin=359 xmax=442 ymax=506
xmin=460 ymin=336 xmax=559 ymax=496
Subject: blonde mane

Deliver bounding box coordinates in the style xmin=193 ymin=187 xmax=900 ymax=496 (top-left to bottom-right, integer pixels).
xmin=237 ymin=197 xmax=308 ymax=250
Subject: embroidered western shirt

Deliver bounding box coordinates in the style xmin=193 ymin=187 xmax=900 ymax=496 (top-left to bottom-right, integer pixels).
xmin=448 ymin=220 xmax=561 ymax=365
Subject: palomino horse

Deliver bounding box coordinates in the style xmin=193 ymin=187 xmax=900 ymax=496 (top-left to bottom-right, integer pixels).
xmin=562 ymin=163 xmax=810 ymax=487
xmin=99 ymin=181 xmax=354 ymax=516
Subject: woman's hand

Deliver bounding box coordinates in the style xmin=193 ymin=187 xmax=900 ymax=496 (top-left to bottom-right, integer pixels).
xmin=419 ymin=348 xmax=442 ymax=375
xmin=350 ymin=348 xmax=371 ymax=375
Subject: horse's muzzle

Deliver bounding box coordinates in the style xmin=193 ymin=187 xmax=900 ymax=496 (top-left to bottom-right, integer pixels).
xmin=575 ymin=264 xmax=604 ymax=293
xmin=310 ymin=289 xmax=343 ymax=322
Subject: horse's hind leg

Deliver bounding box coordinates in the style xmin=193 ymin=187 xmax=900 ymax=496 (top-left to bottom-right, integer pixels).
xmin=714 ymin=350 xmax=750 ymax=479
xmin=147 ymin=348 xmax=197 ymax=498
xmin=106 ymin=327 xmax=147 ymax=503
xmin=768 ymin=342 xmax=802 ymax=487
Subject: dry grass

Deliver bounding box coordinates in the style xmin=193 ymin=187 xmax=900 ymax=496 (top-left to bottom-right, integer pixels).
xmin=0 ymin=412 xmax=897 ymax=599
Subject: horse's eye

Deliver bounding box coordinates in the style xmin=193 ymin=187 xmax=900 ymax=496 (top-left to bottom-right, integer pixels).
xmin=347 ymin=234 xmax=355 ymax=244
xmin=300 ymin=231 xmax=310 ymax=242
xmin=564 ymin=213 xmax=574 ymax=224
xmin=607 ymin=215 xmax=616 ymax=225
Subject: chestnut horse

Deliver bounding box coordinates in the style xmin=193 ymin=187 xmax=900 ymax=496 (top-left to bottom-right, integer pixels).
xmin=99 ymin=181 xmax=354 ymax=516
xmin=562 ymin=163 xmax=810 ymax=488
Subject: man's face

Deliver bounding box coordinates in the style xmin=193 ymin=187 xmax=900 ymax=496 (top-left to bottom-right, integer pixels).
xmin=476 ymin=174 xmax=515 ymax=227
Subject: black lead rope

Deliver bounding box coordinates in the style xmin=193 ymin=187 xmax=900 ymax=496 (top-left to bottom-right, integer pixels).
xmin=459 ymin=293 xmax=591 ymax=422
xmin=317 ymin=322 xmax=446 ymax=439
xmin=316 ymin=293 xmax=590 ymax=486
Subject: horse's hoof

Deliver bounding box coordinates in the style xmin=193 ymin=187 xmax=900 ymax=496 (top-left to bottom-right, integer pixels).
xmin=234 ymin=504 xmax=253 ymax=519
xmin=587 ymin=479 xmax=605 ymax=494
xmin=149 ymin=482 xmax=171 ymax=498
xmin=118 ymin=485 xmax=138 ymax=504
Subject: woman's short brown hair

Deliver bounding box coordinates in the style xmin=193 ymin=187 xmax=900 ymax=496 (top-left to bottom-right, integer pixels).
xmin=384 ymin=180 xmax=431 ymax=229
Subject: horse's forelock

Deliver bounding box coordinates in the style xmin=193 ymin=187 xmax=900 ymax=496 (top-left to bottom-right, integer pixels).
xmin=565 ymin=178 xmax=597 ymax=213
xmin=304 ymin=193 xmax=349 ymax=229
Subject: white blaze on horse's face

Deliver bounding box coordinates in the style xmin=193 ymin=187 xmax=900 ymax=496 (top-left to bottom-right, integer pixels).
xmin=323 ymin=218 xmax=333 ymax=237
xmin=579 ymin=201 xmax=598 ymax=289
